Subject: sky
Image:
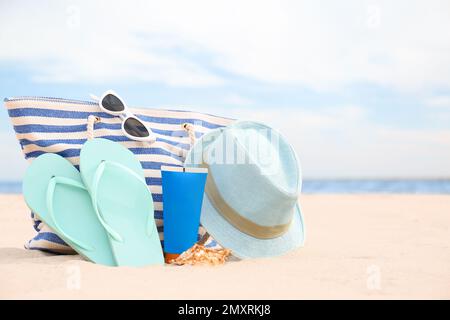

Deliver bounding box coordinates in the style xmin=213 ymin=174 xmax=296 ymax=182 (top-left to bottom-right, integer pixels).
xmin=1 ymin=0 xmax=450 ymax=180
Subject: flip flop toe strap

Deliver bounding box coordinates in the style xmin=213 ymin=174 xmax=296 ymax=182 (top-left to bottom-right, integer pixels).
xmin=46 ymin=176 xmax=95 ymax=252
xmin=91 ymin=160 xmax=155 ymax=243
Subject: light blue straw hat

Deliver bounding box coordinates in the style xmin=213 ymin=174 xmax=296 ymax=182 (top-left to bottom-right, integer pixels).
xmin=185 ymin=120 xmax=305 ymax=259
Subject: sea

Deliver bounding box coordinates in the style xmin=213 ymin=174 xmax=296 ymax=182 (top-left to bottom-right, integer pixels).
xmin=2 ymin=180 xmax=450 ymax=194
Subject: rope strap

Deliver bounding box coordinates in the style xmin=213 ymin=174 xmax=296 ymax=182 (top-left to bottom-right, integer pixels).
xmin=87 ymin=115 xmax=100 ymax=140
xmin=182 ymin=123 xmax=196 ymax=146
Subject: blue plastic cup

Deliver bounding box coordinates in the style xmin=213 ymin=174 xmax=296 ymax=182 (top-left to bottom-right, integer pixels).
xmin=161 ymin=166 xmax=208 ymax=262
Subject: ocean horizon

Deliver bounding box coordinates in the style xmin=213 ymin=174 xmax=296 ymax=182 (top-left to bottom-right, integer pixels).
xmin=3 ymin=179 xmax=450 ymax=194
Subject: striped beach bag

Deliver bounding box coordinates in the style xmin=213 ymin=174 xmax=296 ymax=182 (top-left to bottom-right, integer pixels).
xmin=4 ymin=96 xmax=234 ymax=254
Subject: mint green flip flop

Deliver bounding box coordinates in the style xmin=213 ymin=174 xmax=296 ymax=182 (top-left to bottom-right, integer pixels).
xmin=80 ymin=138 xmax=164 ymax=267
xmin=22 ymin=153 xmax=116 ymax=266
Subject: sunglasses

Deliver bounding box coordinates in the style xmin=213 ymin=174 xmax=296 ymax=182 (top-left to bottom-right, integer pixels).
xmin=97 ymin=90 xmax=156 ymax=143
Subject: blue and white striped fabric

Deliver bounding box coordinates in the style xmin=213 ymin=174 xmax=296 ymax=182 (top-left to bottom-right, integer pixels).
xmin=5 ymin=96 xmax=234 ymax=254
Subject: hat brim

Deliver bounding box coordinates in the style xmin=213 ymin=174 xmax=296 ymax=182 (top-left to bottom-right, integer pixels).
xmin=185 ymin=122 xmax=305 ymax=259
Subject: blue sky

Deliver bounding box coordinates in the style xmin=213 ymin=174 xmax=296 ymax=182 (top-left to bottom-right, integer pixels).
xmin=1 ymin=0 xmax=450 ymax=180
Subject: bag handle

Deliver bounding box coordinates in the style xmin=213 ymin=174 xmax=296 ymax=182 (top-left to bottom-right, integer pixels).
xmin=87 ymin=115 xmax=100 ymax=140
xmin=182 ymin=123 xmax=196 ymax=146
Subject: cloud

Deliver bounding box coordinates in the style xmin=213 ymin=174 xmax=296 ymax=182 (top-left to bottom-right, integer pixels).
xmin=224 ymin=93 xmax=254 ymax=106
xmin=425 ymin=96 xmax=450 ymax=109
xmin=424 ymin=95 xmax=450 ymax=125
xmin=1 ymin=0 xmax=450 ymax=92
xmin=1 ymin=0 xmax=450 ymax=180
xmin=0 ymin=1 xmax=224 ymax=87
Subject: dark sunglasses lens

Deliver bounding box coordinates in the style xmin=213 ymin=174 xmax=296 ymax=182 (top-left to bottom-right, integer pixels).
xmin=124 ymin=117 xmax=150 ymax=138
xmin=101 ymin=94 xmax=125 ymax=112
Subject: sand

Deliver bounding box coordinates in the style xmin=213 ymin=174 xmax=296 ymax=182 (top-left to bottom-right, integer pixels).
xmin=0 ymin=194 xmax=449 ymax=299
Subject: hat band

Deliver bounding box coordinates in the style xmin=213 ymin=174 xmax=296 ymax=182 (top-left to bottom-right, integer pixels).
xmin=201 ymin=163 xmax=292 ymax=239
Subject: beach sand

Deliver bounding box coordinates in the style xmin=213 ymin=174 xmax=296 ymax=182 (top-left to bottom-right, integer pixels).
xmin=0 ymin=194 xmax=449 ymax=299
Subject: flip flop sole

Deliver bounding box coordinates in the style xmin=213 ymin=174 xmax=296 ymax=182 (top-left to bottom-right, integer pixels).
xmin=80 ymin=138 xmax=164 ymax=266
xmin=23 ymin=153 xmax=116 ymax=266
